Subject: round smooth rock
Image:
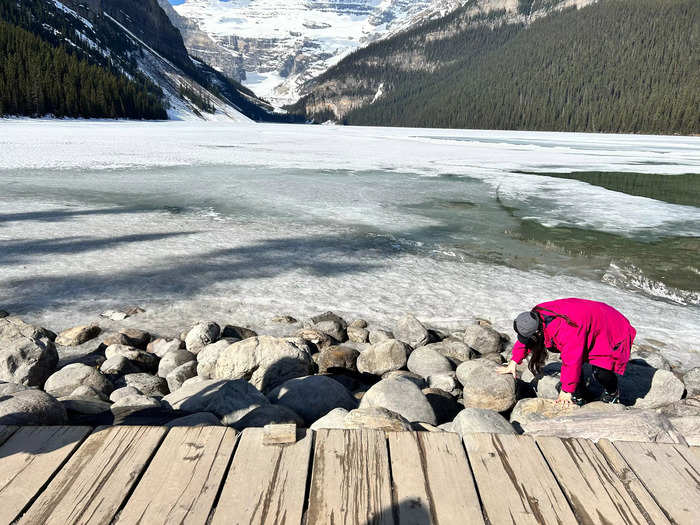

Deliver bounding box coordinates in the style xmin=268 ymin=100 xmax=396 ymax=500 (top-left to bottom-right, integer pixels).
xmin=683 ymin=368 xmax=700 ymax=398
xmin=423 ymin=340 xmax=472 ymax=365
xmin=310 ymin=407 xmax=350 ymax=430
xmin=407 ymin=347 xmax=453 ymax=379
xmin=394 ymin=314 xmax=430 ymax=348
xmin=147 ymin=338 xmax=182 ymax=358
xmin=347 ymin=326 xmax=369 ymax=343
xmin=0 ymin=317 xmax=58 ymax=387
xmin=162 ymin=378 xmax=270 ymax=426
xmin=110 ymin=386 xmax=143 ymax=402
xmin=267 ymin=375 xmax=357 ymax=426
xmin=456 ymin=359 xmax=516 ymax=412
xmin=116 ymin=373 xmax=168 ymax=397
xmin=213 ymin=336 xmax=313 ymax=393
xmin=0 ymin=389 xmax=67 ymax=425
xmin=158 ymin=349 xmax=196 ymax=378
xmin=344 ymin=407 xmax=412 ymax=431
xmin=317 ymin=346 xmax=359 ymax=374
xmin=105 ymin=344 xmax=159 ymax=373
xmin=166 ymin=361 xmax=198 ymax=392
xmin=463 ymin=324 xmax=502 ymax=355
xmin=357 ymin=339 xmax=410 ymax=376
xmin=359 ymin=376 xmax=436 ymax=425
xmin=452 ymin=408 xmax=516 ymax=436
xmin=55 ymin=324 xmax=101 ymax=346
xmin=368 ymin=329 xmax=394 ymax=344
xmin=185 ymin=322 xmax=221 ymax=354
xmin=100 ymin=355 xmax=141 ymax=376
xmin=44 ymin=363 xmax=113 ymax=398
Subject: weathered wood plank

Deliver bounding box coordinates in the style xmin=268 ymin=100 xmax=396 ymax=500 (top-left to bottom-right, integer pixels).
xmin=613 ymin=440 xmax=700 ymax=525
xmin=19 ymin=426 xmax=166 ymax=525
xmin=0 ymin=425 xmax=18 ymax=447
xmin=595 ymin=439 xmax=672 ymax=525
xmin=115 ymin=426 xmax=237 ymax=525
xmin=307 ymin=429 xmax=393 ymax=525
xmin=673 ymin=444 xmax=700 ymax=473
xmin=387 ymin=432 xmax=484 ymax=525
xmin=690 ymin=446 xmax=700 ymax=461
xmin=464 ymin=433 xmax=577 ymax=525
xmin=536 ymin=436 xmax=668 ymax=524
xmin=0 ymin=426 xmax=91 ymax=524
xmin=211 ymin=427 xmax=312 ymax=525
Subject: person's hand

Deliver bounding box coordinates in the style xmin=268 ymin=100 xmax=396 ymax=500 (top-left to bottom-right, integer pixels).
xmin=556 ymin=390 xmax=573 ymax=406
xmin=496 ymin=360 xmax=517 ymax=379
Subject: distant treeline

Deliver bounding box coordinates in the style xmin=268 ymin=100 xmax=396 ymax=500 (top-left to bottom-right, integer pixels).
xmin=294 ymin=0 xmax=700 ymax=135
xmin=0 ymin=0 xmax=167 ymax=119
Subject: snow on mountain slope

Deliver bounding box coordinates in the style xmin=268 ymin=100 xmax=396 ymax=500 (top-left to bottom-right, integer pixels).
xmin=169 ymin=0 xmax=456 ymax=107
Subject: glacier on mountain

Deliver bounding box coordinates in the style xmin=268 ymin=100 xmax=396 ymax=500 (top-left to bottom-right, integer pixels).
xmin=167 ymin=0 xmax=461 ymax=107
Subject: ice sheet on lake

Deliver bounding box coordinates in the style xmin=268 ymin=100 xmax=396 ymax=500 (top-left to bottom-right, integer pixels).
xmin=0 ymin=121 xmax=698 ymax=369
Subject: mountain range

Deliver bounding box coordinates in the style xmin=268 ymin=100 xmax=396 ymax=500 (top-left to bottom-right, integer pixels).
xmin=1 ymin=0 xmax=697 ymax=133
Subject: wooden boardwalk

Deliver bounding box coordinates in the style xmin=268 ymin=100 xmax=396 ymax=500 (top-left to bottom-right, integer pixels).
xmin=0 ymin=425 xmax=698 ymax=525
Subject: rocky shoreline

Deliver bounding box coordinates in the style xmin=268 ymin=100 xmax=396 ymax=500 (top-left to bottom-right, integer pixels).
xmin=1 ymin=308 xmax=698 ymax=445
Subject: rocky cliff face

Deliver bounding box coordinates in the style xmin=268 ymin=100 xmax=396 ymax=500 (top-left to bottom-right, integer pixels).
xmin=165 ymin=0 xmax=457 ymax=107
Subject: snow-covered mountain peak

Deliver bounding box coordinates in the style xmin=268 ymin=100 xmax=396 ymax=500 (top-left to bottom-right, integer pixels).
xmin=168 ymin=0 xmax=452 ymax=107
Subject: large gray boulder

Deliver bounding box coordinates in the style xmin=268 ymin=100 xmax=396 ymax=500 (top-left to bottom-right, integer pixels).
xmin=105 ymin=345 xmax=159 ymax=374
xmin=230 ymin=404 xmax=304 ymax=431
xmin=0 ymin=317 xmax=58 ymax=386
xmin=116 ymin=373 xmax=168 ymax=397
xmin=166 ymin=361 xmax=198 ymax=392
xmin=522 ymin=409 xmax=687 ymax=443
xmin=356 ymin=339 xmax=410 ymax=376
xmin=452 ymin=407 xmax=516 ymax=436
xmin=163 ymin=379 xmax=269 ymax=426
xmin=535 ymin=375 xmax=560 ymax=400
xmin=632 ymin=369 xmax=685 ymax=409
xmin=0 ymin=389 xmax=68 ymax=425
xmin=394 ymin=314 xmax=430 ymax=348
xmin=158 ymin=349 xmax=195 ymax=378
xmin=44 ymin=363 xmax=113 ymax=398
xmin=185 ymin=322 xmax=220 ymax=354
xmin=407 ymin=347 xmax=452 ymax=379
xmin=344 ymin=407 xmax=412 ymax=431
xmin=423 ymin=340 xmax=472 ymax=365
xmin=55 ymin=324 xmax=100 ymax=346
xmin=629 ymin=347 xmax=671 ymax=370
xmin=267 ymin=375 xmax=357 ymax=426
xmin=213 ymin=336 xmax=313 ymax=392
xmin=463 ymin=324 xmax=501 ymax=355
xmin=683 ymin=367 xmax=700 ymax=398
xmin=196 ymin=340 xmax=231 ymax=379
xmin=456 ymin=358 xmax=516 ymax=412
xmin=359 ymin=376 xmax=436 ymax=425
xmin=310 ymin=407 xmax=349 ymax=430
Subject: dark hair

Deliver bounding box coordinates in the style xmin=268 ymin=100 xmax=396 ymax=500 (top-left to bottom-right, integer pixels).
xmin=527 ymin=333 xmax=547 ymax=376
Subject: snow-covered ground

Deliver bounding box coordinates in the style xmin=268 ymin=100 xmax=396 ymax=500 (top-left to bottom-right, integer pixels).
xmin=1 ymin=120 xmax=699 ymax=369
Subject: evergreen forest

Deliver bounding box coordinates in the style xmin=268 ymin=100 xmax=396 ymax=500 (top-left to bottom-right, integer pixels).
xmin=293 ymin=0 xmax=700 ymax=135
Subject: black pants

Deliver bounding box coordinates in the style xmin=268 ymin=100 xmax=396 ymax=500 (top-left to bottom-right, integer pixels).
xmin=575 ymin=365 xmax=618 ymax=396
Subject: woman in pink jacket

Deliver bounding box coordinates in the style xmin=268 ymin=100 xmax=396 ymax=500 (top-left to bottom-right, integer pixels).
xmin=497 ymin=298 xmax=637 ymax=406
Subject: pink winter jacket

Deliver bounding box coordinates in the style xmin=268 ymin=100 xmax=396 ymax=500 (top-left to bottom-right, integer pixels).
xmin=511 ymin=298 xmax=636 ymax=393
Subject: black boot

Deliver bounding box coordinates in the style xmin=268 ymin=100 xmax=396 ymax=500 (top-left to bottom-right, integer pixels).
xmin=600 ymin=390 xmax=621 ymax=404
xmin=570 ymin=392 xmax=586 ymax=406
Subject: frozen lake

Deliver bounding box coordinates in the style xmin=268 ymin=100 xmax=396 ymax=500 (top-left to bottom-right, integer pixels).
xmin=1 ymin=120 xmax=699 ymax=368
